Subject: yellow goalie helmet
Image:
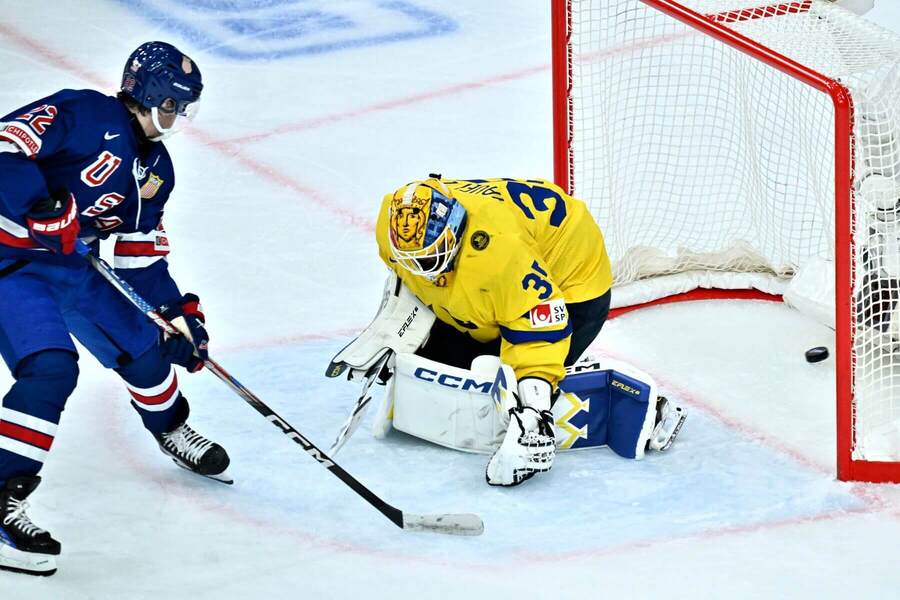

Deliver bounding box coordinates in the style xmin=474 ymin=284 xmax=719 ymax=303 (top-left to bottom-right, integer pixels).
xmin=388 ymin=176 xmax=468 ymax=281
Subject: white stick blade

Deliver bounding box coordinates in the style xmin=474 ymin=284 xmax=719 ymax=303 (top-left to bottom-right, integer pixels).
xmin=329 ymin=396 xmax=372 ymax=455
xmin=402 ymin=513 xmax=484 ymax=536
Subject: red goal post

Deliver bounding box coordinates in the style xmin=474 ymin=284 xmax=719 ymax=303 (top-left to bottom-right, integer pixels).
xmin=551 ymin=0 xmax=900 ymax=482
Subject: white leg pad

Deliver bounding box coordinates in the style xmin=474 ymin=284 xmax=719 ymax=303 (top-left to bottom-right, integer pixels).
xmin=387 ymin=353 xmax=504 ymax=454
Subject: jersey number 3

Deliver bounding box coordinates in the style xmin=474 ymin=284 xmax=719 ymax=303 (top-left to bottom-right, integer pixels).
xmin=522 ymin=260 xmax=553 ymax=300
xmin=506 ymin=181 xmax=567 ymax=227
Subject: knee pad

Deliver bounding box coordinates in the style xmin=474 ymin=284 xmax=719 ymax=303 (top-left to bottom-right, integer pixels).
xmin=13 ymin=350 xmax=79 ymax=411
xmin=116 ymin=344 xmax=170 ymax=388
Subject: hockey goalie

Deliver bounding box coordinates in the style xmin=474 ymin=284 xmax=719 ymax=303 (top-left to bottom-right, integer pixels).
xmin=326 ymin=176 xmax=686 ymax=487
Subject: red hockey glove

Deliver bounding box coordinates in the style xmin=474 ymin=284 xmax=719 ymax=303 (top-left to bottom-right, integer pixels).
xmin=26 ymin=189 xmax=81 ymax=255
xmin=158 ymin=293 xmax=209 ymax=373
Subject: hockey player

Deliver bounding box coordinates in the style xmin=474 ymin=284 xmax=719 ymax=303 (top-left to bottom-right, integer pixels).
xmin=328 ymin=176 xmax=685 ymax=487
xmin=0 ymin=42 xmax=229 ymax=576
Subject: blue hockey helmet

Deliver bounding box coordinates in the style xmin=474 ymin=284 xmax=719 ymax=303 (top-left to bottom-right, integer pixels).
xmin=121 ymin=42 xmax=202 ymax=138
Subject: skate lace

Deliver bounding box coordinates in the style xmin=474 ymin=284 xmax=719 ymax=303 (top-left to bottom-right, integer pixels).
xmin=3 ymin=498 xmax=45 ymax=537
xmin=163 ymin=424 xmax=214 ymax=464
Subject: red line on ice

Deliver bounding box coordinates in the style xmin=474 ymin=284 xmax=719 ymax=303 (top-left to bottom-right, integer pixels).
xmin=0 ymin=25 xmax=548 ymax=236
xmin=7 ymin=20 xmax=897 ymax=570
xmin=217 ymin=63 xmax=549 ymax=146
xmin=0 ymin=22 xmax=109 ymax=90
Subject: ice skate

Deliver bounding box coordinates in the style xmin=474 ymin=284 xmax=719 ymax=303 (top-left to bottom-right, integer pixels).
xmin=155 ymin=421 xmax=233 ymax=485
xmin=646 ymin=396 xmax=686 ymax=452
xmin=0 ymin=476 xmax=60 ymax=577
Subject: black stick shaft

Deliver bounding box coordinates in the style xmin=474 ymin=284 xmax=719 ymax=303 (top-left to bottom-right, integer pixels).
xmin=82 ymin=247 xmax=405 ymax=528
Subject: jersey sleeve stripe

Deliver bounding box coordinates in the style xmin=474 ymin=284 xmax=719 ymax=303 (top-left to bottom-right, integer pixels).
xmin=498 ymin=323 xmax=572 ymax=344
xmin=113 ymin=255 xmax=166 ymax=269
xmin=0 ymin=121 xmax=42 ymax=158
xmin=0 ymin=229 xmax=40 ymax=249
xmin=0 ymin=214 xmax=46 ymax=249
xmin=114 ymin=240 xmax=169 ymax=257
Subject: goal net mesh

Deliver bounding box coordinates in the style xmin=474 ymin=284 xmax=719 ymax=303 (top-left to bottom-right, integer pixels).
xmin=565 ymin=0 xmax=900 ymax=463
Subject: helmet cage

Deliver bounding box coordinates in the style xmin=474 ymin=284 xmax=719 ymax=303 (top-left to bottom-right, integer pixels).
xmin=389 ymin=186 xmax=467 ymax=281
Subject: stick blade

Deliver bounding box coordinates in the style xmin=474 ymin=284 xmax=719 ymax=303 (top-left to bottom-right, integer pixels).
xmin=402 ymin=513 xmax=484 ymax=536
xmin=328 ymin=395 xmax=372 ymax=455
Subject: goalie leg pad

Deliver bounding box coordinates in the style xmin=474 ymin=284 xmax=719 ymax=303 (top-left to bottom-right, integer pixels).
xmin=380 ymin=353 xmax=677 ymax=459
xmin=386 ymin=353 xmax=504 ymax=453
xmin=556 ymin=358 xmax=659 ymax=459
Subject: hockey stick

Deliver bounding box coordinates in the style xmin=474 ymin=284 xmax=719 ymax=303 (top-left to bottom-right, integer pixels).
xmin=76 ymin=243 xmax=484 ymax=536
xmin=329 ymin=352 xmax=391 ymax=455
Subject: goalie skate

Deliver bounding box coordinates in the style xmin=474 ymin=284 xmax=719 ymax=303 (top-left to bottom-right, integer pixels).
xmin=646 ymin=397 xmax=686 ymax=452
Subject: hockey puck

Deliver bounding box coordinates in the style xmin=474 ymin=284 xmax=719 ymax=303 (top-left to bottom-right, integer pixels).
xmin=805 ymin=346 xmax=830 ymax=363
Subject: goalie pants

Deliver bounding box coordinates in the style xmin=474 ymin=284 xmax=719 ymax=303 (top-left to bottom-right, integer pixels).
xmin=0 ymin=259 xmax=186 ymax=486
xmin=417 ymin=289 xmax=611 ymax=370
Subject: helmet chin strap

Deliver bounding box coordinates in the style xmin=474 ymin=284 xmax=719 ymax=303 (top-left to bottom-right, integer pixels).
xmin=149 ymin=106 xmax=177 ymax=141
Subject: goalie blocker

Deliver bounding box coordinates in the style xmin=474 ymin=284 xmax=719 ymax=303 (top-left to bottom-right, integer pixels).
xmin=372 ymin=352 xmax=686 ymax=459
xmin=326 ymin=271 xmax=434 ymax=383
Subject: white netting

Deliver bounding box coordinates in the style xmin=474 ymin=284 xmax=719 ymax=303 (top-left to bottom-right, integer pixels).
xmin=565 ymin=0 xmax=900 ymax=464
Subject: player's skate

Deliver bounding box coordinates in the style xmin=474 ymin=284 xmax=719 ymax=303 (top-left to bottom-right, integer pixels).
xmin=646 ymin=396 xmax=686 ymax=452
xmin=155 ymin=420 xmax=233 ymax=485
xmin=0 ymin=476 xmax=61 ymax=577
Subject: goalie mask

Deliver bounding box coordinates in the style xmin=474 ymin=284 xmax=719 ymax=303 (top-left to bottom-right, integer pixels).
xmin=388 ymin=178 xmax=467 ymax=280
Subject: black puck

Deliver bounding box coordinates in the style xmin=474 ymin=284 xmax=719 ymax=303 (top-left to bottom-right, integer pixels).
xmin=805 ymin=346 xmax=829 ymax=363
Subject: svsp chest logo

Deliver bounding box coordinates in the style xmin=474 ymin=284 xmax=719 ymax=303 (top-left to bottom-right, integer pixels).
xmin=529 ymin=298 xmax=568 ymax=328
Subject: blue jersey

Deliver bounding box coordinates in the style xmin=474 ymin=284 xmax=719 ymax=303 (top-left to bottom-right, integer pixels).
xmin=0 ymin=89 xmax=180 ymax=305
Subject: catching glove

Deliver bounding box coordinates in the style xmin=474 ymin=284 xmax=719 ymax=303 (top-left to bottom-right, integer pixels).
xmin=486 ymin=377 xmax=557 ymax=486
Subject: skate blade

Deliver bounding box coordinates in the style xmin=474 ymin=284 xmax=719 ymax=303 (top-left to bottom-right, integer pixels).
xmin=657 ymin=408 xmax=687 ymax=452
xmin=0 ymin=545 xmax=57 ymax=576
xmin=170 ymin=458 xmax=234 ymax=485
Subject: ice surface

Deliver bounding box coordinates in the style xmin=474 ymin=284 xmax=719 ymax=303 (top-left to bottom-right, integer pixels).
xmin=2 ymin=1 xmax=900 ymax=597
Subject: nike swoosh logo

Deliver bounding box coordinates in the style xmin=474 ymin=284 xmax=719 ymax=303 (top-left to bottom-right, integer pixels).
xmin=104 ymin=132 xmax=120 ymax=140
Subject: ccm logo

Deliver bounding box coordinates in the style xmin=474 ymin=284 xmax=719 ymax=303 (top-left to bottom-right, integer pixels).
xmin=414 ymin=367 xmax=492 ymax=393
xmin=266 ymin=415 xmax=335 ymax=468
xmin=567 ymin=361 xmax=602 ymax=374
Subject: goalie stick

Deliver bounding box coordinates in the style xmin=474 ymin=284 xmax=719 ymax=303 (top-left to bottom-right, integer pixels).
xmin=329 ymin=351 xmax=392 ymax=455
xmin=76 ymin=242 xmax=484 ymax=536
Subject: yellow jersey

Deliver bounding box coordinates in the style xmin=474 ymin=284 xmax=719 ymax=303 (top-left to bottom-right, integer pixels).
xmin=375 ymin=178 xmax=612 ymax=385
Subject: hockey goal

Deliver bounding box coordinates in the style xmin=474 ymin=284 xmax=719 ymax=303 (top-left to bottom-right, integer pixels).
xmin=552 ymin=0 xmax=900 ymax=482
